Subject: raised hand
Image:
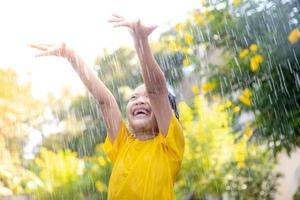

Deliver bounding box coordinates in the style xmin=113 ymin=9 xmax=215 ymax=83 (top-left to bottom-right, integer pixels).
xmin=108 ymin=14 xmax=157 ymax=40
xmin=109 ymin=14 xmax=172 ymax=136
xmin=29 ymin=41 xmax=122 ymax=142
xmin=29 ymin=42 xmax=68 ymax=58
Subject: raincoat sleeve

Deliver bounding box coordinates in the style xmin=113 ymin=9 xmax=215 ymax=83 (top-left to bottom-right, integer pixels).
xmin=102 ymin=121 xmax=128 ymax=164
xmin=160 ymin=113 xmax=185 ymax=162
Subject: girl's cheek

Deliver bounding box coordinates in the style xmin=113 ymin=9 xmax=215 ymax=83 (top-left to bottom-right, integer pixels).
xmin=126 ymin=104 xmax=131 ymax=115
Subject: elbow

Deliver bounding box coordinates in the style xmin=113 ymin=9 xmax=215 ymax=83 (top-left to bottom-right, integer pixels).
xmin=96 ymin=94 xmax=116 ymax=107
xmin=147 ymin=84 xmax=168 ymax=96
xmin=147 ymin=80 xmax=168 ymax=95
xmin=145 ymin=74 xmax=167 ymax=95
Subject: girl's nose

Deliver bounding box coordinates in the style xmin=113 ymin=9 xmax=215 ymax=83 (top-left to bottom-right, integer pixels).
xmin=134 ymin=96 xmax=146 ymax=105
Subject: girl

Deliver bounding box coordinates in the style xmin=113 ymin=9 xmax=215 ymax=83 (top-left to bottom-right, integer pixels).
xmin=31 ymin=14 xmax=184 ymax=200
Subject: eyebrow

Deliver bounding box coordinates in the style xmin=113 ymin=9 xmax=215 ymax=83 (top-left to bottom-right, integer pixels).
xmin=130 ymin=92 xmax=147 ymax=98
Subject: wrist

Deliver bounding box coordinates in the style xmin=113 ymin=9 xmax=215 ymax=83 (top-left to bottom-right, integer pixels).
xmin=133 ymin=35 xmax=148 ymax=47
xmin=64 ymin=46 xmax=77 ymax=61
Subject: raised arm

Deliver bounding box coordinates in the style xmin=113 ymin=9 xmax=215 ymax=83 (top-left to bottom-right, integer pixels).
xmin=109 ymin=15 xmax=173 ymax=136
xmin=30 ymin=43 xmax=122 ymax=143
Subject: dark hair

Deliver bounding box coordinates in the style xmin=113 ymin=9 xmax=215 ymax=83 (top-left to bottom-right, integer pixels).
xmin=168 ymin=92 xmax=179 ymax=119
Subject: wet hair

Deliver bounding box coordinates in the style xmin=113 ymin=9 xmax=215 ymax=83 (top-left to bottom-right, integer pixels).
xmin=168 ymin=92 xmax=179 ymax=119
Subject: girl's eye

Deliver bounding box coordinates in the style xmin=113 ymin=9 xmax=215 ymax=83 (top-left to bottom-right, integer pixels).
xmin=130 ymin=95 xmax=137 ymax=100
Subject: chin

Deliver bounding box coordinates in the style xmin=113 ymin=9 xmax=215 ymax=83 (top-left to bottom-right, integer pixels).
xmin=130 ymin=118 xmax=152 ymax=132
xmin=128 ymin=114 xmax=158 ymax=133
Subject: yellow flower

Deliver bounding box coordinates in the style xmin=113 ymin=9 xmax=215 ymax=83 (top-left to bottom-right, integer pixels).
xmin=243 ymin=88 xmax=252 ymax=98
xmin=250 ymin=59 xmax=259 ymax=72
xmin=191 ymin=85 xmax=199 ymax=94
xmin=194 ymin=95 xmax=202 ymax=115
xmin=249 ymin=44 xmax=257 ymax=52
xmin=237 ymin=161 xmax=246 ymax=168
xmin=236 ymin=152 xmax=245 ymax=163
xmin=235 ymin=140 xmax=246 ymax=150
xmin=233 ymin=106 xmax=240 ymax=113
xmin=233 ymin=0 xmax=241 ymax=6
xmin=288 ymin=28 xmax=300 ymax=44
xmin=184 ymin=33 xmax=193 ymax=44
xmin=234 ymin=140 xmax=246 ymax=168
xmin=239 ymin=49 xmax=249 ymax=58
xmin=193 ymin=12 xmax=204 ymax=25
xmin=175 ymin=23 xmax=184 ymax=32
xmin=244 ymin=125 xmax=252 ymax=138
xmin=169 ymin=41 xmax=180 ymax=51
xmin=178 ymin=102 xmax=193 ymax=125
xmin=177 ymin=179 xmax=185 ymax=187
xmin=217 ymin=104 xmax=225 ymax=112
xmin=225 ymin=100 xmax=232 ymax=108
xmin=239 ymin=88 xmax=252 ymax=106
xmin=204 ymin=9 xmax=209 ymax=16
xmin=181 ymin=46 xmax=191 ymax=54
xmin=185 ymin=149 xmax=193 ymax=160
xmin=95 ymin=180 xmax=107 ymax=192
xmin=254 ymin=54 xmax=264 ymax=63
xmin=183 ymin=58 xmax=190 ymax=66
xmin=250 ymin=54 xmax=264 ymax=72
xmin=178 ymin=101 xmax=193 ymax=122
xmin=97 ymin=156 xmax=106 ymax=167
xmin=202 ymin=157 xmax=211 ymax=167
xmin=202 ymin=82 xmax=216 ymax=93
xmin=239 ymin=95 xmax=251 ymax=106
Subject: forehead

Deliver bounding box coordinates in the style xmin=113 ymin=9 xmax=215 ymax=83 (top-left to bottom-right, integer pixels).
xmin=132 ymin=85 xmax=146 ymax=95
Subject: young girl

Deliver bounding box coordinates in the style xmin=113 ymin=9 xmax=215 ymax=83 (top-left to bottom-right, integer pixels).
xmin=31 ymin=14 xmax=184 ymax=200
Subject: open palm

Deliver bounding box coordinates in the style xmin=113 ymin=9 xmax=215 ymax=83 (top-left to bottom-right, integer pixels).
xmin=108 ymin=14 xmax=157 ymax=39
xmin=29 ymin=42 xmax=67 ymax=57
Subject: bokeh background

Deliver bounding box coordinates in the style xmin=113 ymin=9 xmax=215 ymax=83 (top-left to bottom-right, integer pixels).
xmin=0 ymin=0 xmax=300 ymax=199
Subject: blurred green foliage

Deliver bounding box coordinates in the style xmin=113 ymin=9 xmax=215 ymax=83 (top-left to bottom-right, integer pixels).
xmin=175 ymin=95 xmax=279 ymax=199
xmin=31 ymin=145 xmax=111 ymax=200
xmin=0 ymin=68 xmax=44 ymax=196
xmin=170 ymin=0 xmax=300 ymax=154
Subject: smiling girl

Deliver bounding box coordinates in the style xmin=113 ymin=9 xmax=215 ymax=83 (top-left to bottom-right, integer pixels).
xmin=31 ymin=14 xmax=184 ymax=200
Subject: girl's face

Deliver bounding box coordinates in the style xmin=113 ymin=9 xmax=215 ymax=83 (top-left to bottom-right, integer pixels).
xmin=126 ymin=85 xmax=159 ymax=134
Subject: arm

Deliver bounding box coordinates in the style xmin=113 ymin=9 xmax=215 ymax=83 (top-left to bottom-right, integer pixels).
xmin=30 ymin=43 xmax=122 ymax=144
xmin=109 ymin=15 xmax=173 ymax=136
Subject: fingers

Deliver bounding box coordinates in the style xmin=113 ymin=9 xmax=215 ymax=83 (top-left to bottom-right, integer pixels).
xmin=149 ymin=25 xmax=158 ymax=30
xmin=112 ymin=21 xmax=131 ymax=28
xmin=108 ymin=14 xmax=126 ymax=24
xmin=109 ymin=14 xmax=157 ymax=37
xmin=146 ymin=24 xmax=158 ymax=34
xmin=29 ymin=44 xmax=51 ymax=57
xmin=108 ymin=14 xmax=131 ymax=28
xmin=35 ymin=52 xmax=52 ymax=57
xmin=29 ymin=43 xmax=55 ymax=53
xmin=108 ymin=17 xmax=124 ymax=23
xmin=111 ymin=14 xmax=125 ymax=19
xmin=29 ymin=44 xmax=49 ymax=51
xmin=108 ymin=14 xmax=125 ymax=23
